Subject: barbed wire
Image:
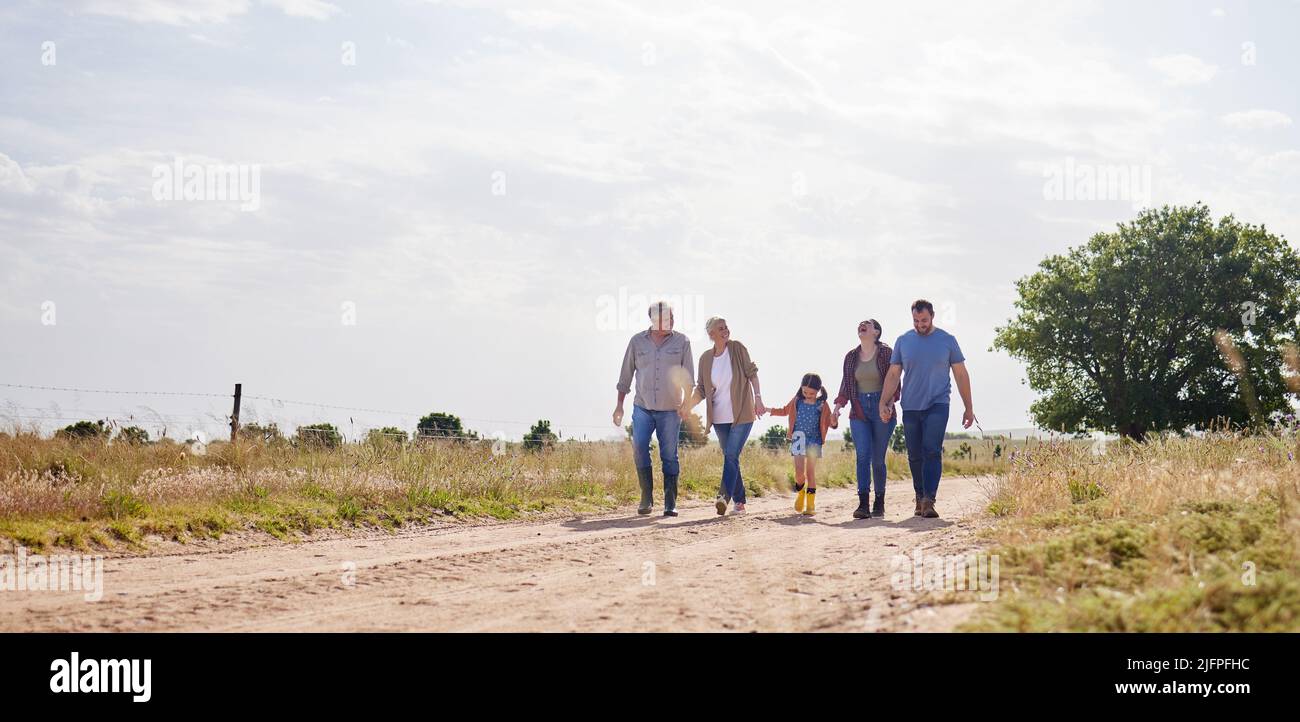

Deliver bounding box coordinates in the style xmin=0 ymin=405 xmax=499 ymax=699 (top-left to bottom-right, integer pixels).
xmin=2 ymin=380 xmax=661 ymax=436
xmin=0 ymin=383 xmax=231 ymax=399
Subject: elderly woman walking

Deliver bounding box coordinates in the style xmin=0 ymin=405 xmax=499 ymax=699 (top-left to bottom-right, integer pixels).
xmin=683 ymin=316 xmax=765 ymax=515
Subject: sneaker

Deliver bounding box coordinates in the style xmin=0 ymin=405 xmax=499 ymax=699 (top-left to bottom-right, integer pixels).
xmin=663 ymin=508 xmax=678 ymax=517
xmin=733 ymin=502 xmax=747 ymax=514
xmin=715 ymin=496 xmax=727 ymax=516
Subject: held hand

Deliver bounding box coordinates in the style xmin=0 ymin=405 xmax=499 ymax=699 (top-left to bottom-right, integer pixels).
xmin=613 ymin=407 xmax=624 ymax=427
xmin=754 ymin=398 xmax=767 ymax=417
xmin=879 ymin=404 xmax=893 ymax=423
xmin=677 ymin=406 xmax=690 ymax=421
xmin=833 ymin=402 xmax=844 ymax=415
xmin=962 ymin=408 xmax=976 ymax=429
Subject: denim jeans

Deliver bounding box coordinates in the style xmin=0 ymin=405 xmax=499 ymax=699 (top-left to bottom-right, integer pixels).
xmin=902 ymin=403 xmax=949 ymax=500
xmin=631 ymin=405 xmax=681 ymax=476
xmin=849 ymin=391 xmax=896 ymax=496
xmin=712 ymin=421 xmax=753 ymax=504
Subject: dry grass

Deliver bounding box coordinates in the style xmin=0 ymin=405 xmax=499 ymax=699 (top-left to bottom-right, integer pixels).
xmin=0 ymin=422 xmax=1016 ymax=551
xmin=985 ymin=433 xmax=1300 ymax=520
xmin=969 ymin=433 xmax=1300 ymax=631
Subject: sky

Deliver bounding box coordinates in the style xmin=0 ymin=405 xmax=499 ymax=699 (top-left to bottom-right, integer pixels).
xmin=1 ymin=0 xmax=1298 ymax=442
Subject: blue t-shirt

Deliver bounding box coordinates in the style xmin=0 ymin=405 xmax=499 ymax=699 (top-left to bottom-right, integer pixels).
xmin=891 ymin=328 xmax=965 ymax=411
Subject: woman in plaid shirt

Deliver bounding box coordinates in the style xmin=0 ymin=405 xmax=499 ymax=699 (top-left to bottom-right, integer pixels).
xmin=833 ymin=319 xmax=900 ymax=520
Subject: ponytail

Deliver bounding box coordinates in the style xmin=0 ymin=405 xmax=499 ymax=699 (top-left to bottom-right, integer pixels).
xmin=799 ymin=373 xmax=827 ymax=404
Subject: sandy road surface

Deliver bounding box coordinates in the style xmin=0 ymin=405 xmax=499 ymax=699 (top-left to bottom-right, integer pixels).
xmin=1 ymin=477 xmax=994 ymax=632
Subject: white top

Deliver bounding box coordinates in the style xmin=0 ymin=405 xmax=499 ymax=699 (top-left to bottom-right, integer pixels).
xmin=710 ymin=347 xmax=734 ymax=424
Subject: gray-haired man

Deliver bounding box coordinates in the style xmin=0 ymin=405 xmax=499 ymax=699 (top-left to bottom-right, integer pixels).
xmin=615 ymin=301 xmax=694 ymax=516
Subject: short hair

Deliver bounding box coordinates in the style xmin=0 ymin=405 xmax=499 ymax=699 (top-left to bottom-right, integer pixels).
xmin=648 ymin=300 xmax=674 ymax=320
xmin=911 ymin=299 xmax=935 ymax=316
xmin=704 ymin=316 xmax=726 ymax=333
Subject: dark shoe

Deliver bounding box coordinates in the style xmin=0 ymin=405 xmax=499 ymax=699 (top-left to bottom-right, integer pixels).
xmin=852 ymin=493 xmax=871 ymax=519
xmin=921 ymin=498 xmax=939 ymax=519
xmin=663 ymin=473 xmax=679 ymax=516
xmin=914 ymin=496 xmax=924 ymax=516
xmin=636 ymin=466 xmax=654 ymax=515
xmin=871 ymin=494 xmax=885 ymax=518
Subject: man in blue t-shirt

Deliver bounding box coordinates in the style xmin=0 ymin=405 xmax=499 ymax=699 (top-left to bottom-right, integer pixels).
xmin=879 ymin=299 xmax=976 ymax=519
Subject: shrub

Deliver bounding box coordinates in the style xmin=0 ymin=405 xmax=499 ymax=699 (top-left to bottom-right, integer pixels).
xmin=759 ymin=425 xmax=786 ymax=450
xmin=296 ymin=423 xmax=342 ymax=448
xmin=116 ymin=426 xmax=150 ymax=445
xmin=416 ymin=412 xmax=464 ymax=440
xmin=367 ymin=427 xmax=408 ymax=444
xmin=523 ymin=420 xmax=557 ymax=451
xmin=241 ymin=422 xmax=285 ymax=444
xmin=55 ymin=420 xmax=111 ymax=441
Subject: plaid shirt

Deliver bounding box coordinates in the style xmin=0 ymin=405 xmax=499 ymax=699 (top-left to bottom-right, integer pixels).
xmin=834 ymin=343 xmax=900 ymax=422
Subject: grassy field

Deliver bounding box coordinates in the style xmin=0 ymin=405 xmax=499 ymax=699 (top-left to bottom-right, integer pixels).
xmin=4 ymin=424 xmax=1296 ymax=631
xmin=0 ymin=428 xmax=1007 ymax=551
xmin=966 ymin=433 xmax=1300 ymax=631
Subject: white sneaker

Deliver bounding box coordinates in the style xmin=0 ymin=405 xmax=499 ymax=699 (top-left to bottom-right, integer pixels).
xmin=733 ymin=502 xmax=747 ymax=514
xmin=715 ymin=496 xmax=727 ymax=516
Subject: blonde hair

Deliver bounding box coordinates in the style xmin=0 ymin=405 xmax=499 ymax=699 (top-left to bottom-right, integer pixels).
xmin=704 ymin=316 xmax=726 ymax=334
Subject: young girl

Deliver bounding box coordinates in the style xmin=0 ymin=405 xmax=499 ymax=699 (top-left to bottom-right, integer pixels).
xmin=765 ymin=373 xmax=838 ymax=515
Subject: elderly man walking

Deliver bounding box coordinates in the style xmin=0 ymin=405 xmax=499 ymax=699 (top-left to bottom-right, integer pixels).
xmin=879 ymin=299 xmax=976 ymax=519
xmin=614 ymin=301 xmax=695 ymax=517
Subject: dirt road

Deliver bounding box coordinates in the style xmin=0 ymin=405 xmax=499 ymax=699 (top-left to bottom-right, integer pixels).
xmin=1 ymin=477 xmax=994 ymax=632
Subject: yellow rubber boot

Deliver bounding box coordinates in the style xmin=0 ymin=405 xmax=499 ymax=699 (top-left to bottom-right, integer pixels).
xmin=794 ymin=483 xmax=806 ymax=513
xmin=803 ymin=488 xmax=816 ymax=516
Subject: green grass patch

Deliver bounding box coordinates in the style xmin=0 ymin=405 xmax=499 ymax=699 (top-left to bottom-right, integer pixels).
xmin=966 ymin=498 xmax=1300 ymax=631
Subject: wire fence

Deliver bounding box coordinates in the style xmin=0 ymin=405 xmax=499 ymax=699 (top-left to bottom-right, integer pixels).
xmin=0 ymin=381 xmax=629 ymax=444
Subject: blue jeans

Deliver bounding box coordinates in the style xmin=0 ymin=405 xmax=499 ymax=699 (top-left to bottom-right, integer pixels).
xmin=849 ymin=391 xmax=896 ymax=496
xmin=712 ymin=421 xmax=753 ymax=503
xmin=902 ymin=403 xmax=949 ymax=500
xmin=631 ymin=405 xmax=681 ymax=476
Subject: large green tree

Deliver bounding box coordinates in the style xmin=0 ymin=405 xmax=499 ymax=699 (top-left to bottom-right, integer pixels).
xmin=993 ymin=204 xmax=1300 ymax=440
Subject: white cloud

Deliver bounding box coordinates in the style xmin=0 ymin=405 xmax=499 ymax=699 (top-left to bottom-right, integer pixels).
xmin=1221 ymin=109 xmax=1294 ymax=130
xmin=262 ymin=0 xmax=340 ymax=21
xmin=0 ymin=153 xmax=34 ymax=194
xmin=6 ymin=0 xmax=1300 ymax=435
xmin=73 ymin=0 xmax=251 ymax=25
xmin=74 ymin=0 xmax=338 ymax=25
xmin=1147 ymin=54 xmax=1219 ymax=85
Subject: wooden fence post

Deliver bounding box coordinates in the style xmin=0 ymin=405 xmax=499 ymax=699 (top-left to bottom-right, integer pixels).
xmin=230 ymin=383 xmax=242 ymax=443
